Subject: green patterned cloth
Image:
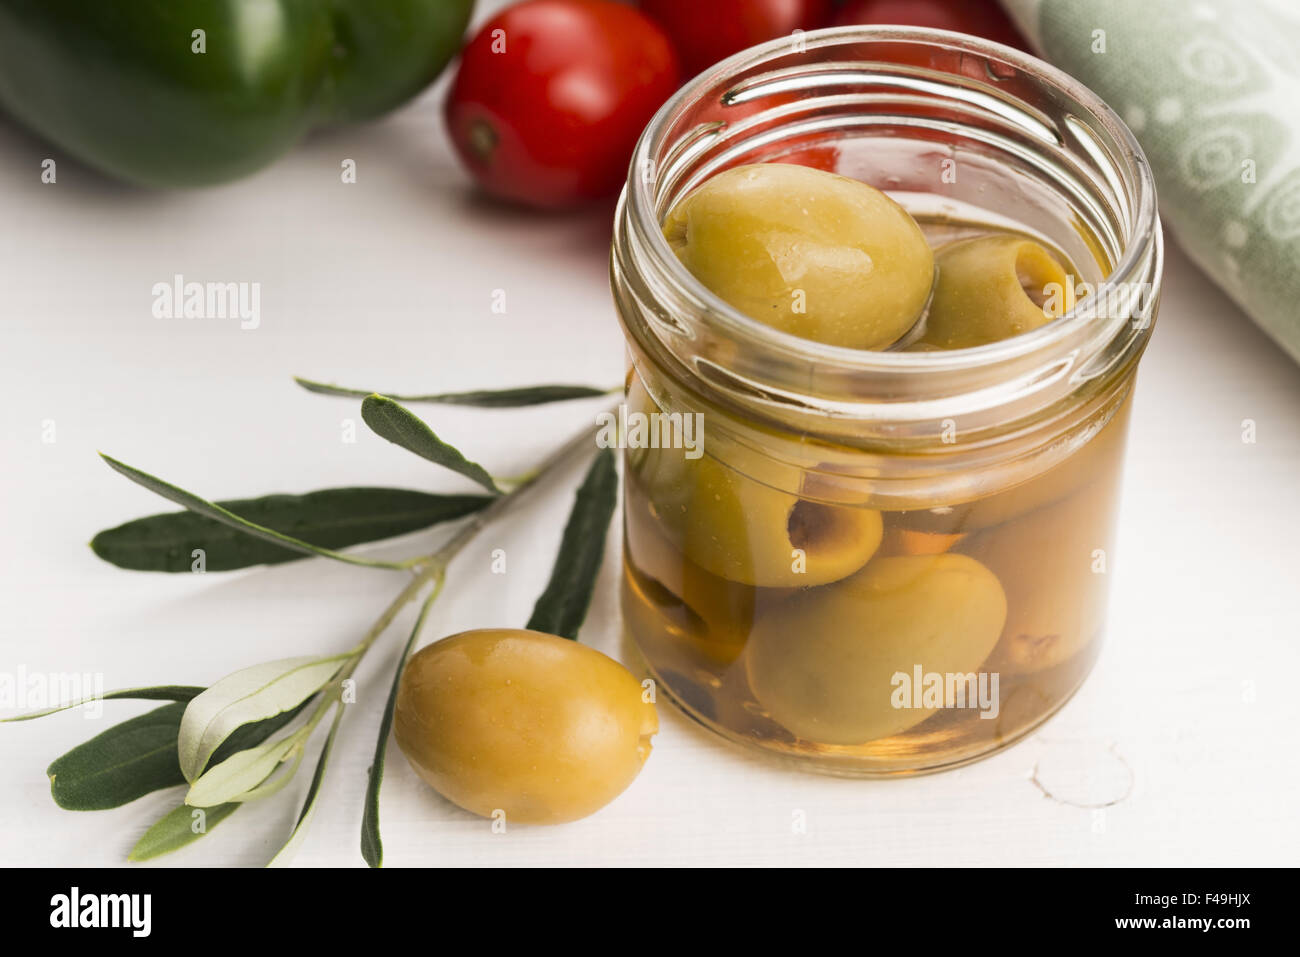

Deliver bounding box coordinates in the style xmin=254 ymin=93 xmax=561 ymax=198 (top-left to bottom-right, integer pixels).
xmin=1002 ymin=0 xmax=1300 ymax=364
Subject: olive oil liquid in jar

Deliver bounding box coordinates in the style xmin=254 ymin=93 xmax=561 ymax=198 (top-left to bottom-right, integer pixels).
xmin=611 ymin=28 xmax=1162 ymax=775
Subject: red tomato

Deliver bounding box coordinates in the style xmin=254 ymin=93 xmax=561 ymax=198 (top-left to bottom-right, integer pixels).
xmin=637 ymin=0 xmax=834 ymax=77
xmin=831 ymin=0 xmax=1029 ymax=51
xmin=445 ymin=0 xmax=680 ymax=209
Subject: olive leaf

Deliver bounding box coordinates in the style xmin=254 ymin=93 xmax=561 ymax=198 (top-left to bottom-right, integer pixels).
xmin=178 ymin=655 xmax=347 ymax=782
xmin=47 ymin=702 xmax=190 ymax=811
xmin=295 ymin=377 xmax=611 ymax=407
xmin=360 ymin=395 xmax=502 ymax=494
xmin=2 ymin=685 xmax=202 ymax=722
xmin=268 ymin=702 xmax=346 ymax=868
xmin=43 ymin=696 xmax=313 ymax=812
xmin=97 ymin=455 xmax=412 ymax=571
xmin=361 ymin=588 xmax=440 ymax=868
xmin=129 ymin=802 xmax=239 ymax=862
xmin=526 ymin=447 xmax=619 ymax=640
xmin=127 ymin=698 xmax=312 ymax=857
xmin=208 ymin=699 xmax=313 ymax=767
xmin=222 ymin=738 xmax=308 ymax=803
xmin=185 ymin=732 xmax=304 ymax=808
xmin=34 ymin=390 xmax=618 ymax=865
xmin=91 ymin=487 xmax=492 ymax=573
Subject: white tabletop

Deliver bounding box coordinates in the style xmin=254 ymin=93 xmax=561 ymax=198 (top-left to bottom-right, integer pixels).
xmin=2 ymin=4 xmax=1297 ymax=868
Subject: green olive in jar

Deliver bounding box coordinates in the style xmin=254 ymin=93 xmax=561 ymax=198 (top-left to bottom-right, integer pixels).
xmin=632 ymin=443 xmax=883 ymax=589
xmin=624 ymin=479 xmax=773 ymax=664
xmin=745 ymin=554 xmax=1007 ymax=744
xmin=663 ymin=163 xmax=934 ymax=350
xmin=393 ymin=629 xmax=658 ymax=825
xmin=921 ymin=235 xmax=1076 ymax=349
xmin=891 ymin=392 xmax=1133 ymax=536
xmin=969 ymin=479 xmax=1118 ymax=674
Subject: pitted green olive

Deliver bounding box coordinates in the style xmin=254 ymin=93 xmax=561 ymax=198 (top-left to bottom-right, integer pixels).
xmin=633 ymin=444 xmax=883 ymax=588
xmin=891 ymin=392 xmax=1133 ymax=535
xmin=921 ymin=235 xmax=1075 ymax=349
xmin=625 ymin=478 xmax=772 ymax=663
xmin=663 ymin=163 xmax=934 ymax=350
xmin=745 ymin=554 xmax=1007 ymax=744
xmin=971 ymin=481 xmax=1117 ymax=674
xmin=393 ymin=629 xmax=657 ymax=825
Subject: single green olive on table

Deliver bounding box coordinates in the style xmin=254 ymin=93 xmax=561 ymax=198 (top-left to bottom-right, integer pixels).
xmin=395 ymin=629 xmax=657 ymax=825
xmin=4 ymin=377 xmax=646 ymax=866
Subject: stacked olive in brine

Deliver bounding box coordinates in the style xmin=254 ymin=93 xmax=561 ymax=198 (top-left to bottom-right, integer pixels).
xmin=624 ymin=163 xmax=1129 ymax=767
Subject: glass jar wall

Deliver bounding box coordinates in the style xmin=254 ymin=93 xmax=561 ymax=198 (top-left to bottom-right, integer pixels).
xmin=611 ymin=27 xmax=1161 ymax=774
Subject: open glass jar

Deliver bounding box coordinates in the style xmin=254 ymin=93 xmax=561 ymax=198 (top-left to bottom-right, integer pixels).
xmin=611 ymin=27 xmax=1161 ymax=775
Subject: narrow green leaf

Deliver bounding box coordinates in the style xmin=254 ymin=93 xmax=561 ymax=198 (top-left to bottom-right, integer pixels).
xmin=128 ymin=802 xmax=239 ymax=862
xmin=224 ymin=741 xmax=306 ymax=803
xmin=526 ymin=447 xmax=619 ymax=640
xmin=207 ymin=698 xmax=312 ymax=767
xmin=123 ymin=700 xmax=315 ymax=860
xmin=295 ymin=377 xmax=611 ymax=407
xmin=360 ymin=395 xmax=502 ymax=494
xmin=185 ymin=733 xmax=301 ymax=807
xmin=2 ymin=685 xmax=203 ymax=722
xmin=42 ymin=697 xmax=309 ymax=812
xmin=97 ymin=454 xmax=411 ymax=570
xmin=91 ymin=487 xmax=492 ymax=573
xmin=178 ymin=655 xmax=347 ymax=781
xmin=362 ymin=587 xmax=440 ymax=868
xmin=47 ymin=703 xmax=189 ymax=811
xmin=268 ymin=703 xmax=346 ymax=867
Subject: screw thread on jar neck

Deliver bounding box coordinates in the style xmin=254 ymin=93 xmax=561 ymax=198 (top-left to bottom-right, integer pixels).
xmin=613 ymin=26 xmax=1160 ymax=451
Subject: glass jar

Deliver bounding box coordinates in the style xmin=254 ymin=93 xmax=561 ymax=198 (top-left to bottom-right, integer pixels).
xmin=611 ymin=27 xmax=1161 ymax=775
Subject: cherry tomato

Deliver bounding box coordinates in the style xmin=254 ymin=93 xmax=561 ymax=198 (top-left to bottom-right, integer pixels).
xmin=637 ymin=0 xmax=834 ymax=77
xmin=832 ymin=0 xmax=1029 ymax=51
xmin=445 ymin=0 xmax=680 ymax=209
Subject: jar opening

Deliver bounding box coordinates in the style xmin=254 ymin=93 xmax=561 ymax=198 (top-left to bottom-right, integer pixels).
xmin=613 ymin=26 xmax=1162 ymax=439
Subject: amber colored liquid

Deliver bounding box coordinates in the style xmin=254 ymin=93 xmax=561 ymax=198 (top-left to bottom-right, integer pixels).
xmin=620 ymin=223 xmax=1131 ymax=774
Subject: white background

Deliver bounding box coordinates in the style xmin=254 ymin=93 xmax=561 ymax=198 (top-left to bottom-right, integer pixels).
xmin=1 ymin=1 xmax=1297 ymax=867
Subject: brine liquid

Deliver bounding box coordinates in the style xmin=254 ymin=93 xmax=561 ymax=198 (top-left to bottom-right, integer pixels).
xmin=621 ymin=213 xmax=1130 ymax=775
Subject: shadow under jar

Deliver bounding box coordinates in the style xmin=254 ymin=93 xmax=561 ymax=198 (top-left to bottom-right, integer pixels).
xmin=611 ymin=27 xmax=1161 ymax=775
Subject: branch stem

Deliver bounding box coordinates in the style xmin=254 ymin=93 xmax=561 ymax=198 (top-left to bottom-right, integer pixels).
xmin=351 ymin=404 xmax=614 ymax=664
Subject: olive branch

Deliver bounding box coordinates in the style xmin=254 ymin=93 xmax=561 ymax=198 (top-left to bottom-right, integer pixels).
xmin=4 ymin=378 xmax=620 ymax=867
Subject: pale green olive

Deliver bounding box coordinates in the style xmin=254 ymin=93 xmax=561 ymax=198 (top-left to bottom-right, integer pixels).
xmin=393 ymin=629 xmax=657 ymax=825
xmin=632 ymin=443 xmax=883 ymax=589
xmin=664 ymin=163 xmax=934 ymax=350
xmin=969 ymin=479 xmax=1117 ymax=675
xmin=921 ymin=235 xmax=1076 ymax=349
xmin=624 ymin=475 xmax=761 ymax=664
xmin=745 ymin=554 xmax=1007 ymax=744
xmin=891 ymin=390 xmax=1133 ymax=536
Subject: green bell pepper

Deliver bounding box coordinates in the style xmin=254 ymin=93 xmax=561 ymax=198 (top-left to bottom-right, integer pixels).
xmin=0 ymin=0 xmax=475 ymax=187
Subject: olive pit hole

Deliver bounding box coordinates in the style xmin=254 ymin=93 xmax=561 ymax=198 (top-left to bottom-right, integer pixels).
xmin=787 ymin=500 xmax=844 ymax=552
xmin=1016 ymin=244 xmax=1060 ymax=312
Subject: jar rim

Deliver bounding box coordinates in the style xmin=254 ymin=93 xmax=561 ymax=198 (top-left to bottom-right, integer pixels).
xmin=620 ymin=25 xmax=1161 ymax=386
